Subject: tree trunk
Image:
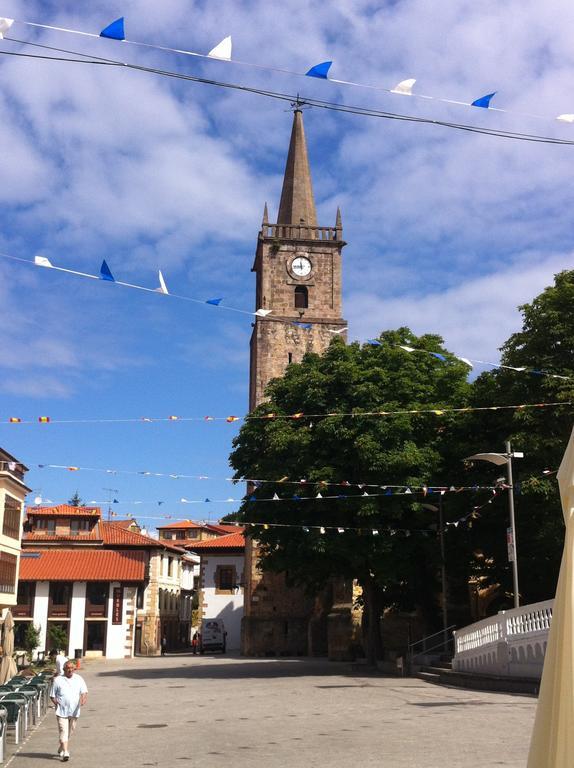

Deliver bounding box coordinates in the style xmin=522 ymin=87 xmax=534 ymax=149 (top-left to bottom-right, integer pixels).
xmin=361 ymin=576 xmax=383 ymax=667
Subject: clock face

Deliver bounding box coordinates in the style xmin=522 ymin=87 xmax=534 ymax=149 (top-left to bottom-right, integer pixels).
xmin=291 ymin=256 xmax=312 ymax=277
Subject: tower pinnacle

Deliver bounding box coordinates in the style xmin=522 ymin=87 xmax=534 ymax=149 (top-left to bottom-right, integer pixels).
xmin=277 ymin=110 xmax=317 ymax=226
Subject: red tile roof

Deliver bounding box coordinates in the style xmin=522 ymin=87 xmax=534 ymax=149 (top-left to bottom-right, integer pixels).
xmin=27 ymin=504 xmax=101 ymax=517
xmin=109 ymin=519 xmax=140 ymax=530
xmin=189 ymin=531 xmax=245 ymax=551
xmin=19 ymin=549 xmax=146 ymax=581
xmin=206 ymin=523 xmax=242 ymax=534
xmin=23 ymin=532 xmax=102 ymax=543
xmin=101 ymin=522 xmax=185 ymax=553
xmin=155 ymin=520 xmax=204 ymax=530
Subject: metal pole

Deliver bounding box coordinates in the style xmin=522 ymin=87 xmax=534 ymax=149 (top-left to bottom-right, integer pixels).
xmin=438 ymin=496 xmax=448 ymax=650
xmin=506 ymin=440 xmax=520 ymax=608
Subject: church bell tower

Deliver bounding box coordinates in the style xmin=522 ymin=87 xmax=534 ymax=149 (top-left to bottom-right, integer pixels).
xmin=243 ymin=109 xmax=349 ymax=657
xmin=249 ymin=108 xmax=347 ymax=410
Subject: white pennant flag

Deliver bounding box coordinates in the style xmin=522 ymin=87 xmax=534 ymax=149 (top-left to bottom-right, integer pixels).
xmin=458 ymin=357 xmax=473 ymax=368
xmin=556 ymin=114 xmax=574 ymax=123
xmin=0 ymin=18 xmax=14 ymax=39
xmin=372 ymin=529 xmax=379 ymax=535
xmin=272 ymin=493 xmax=280 ymax=500
xmin=34 ymin=255 xmax=53 ymax=268
xmin=319 ymin=526 xmax=326 ymax=534
xmin=208 ymin=36 xmax=232 ymax=60
xmin=337 ymin=527 xmax=345 ymax=533
xmin=157 ymin=270 xmax=169 ymax=294
xmin=399 ymin=345 xmax=416 ymax=352
xmin=255 ymin=308 xmax=272 ymax=317
xmin=316 ymin=492 xmax=323 ymax=499
xmin=328 ymin=327 xmax=348 ymax=334
xmin=392 ymin=78 xmax=416 ymax=95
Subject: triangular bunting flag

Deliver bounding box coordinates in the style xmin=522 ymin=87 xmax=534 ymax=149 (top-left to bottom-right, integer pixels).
xmin=208 ymin=36 xmax=232 ymax=60
xmin=306 ymin=61 xmax=332 ymax=79
xmin=100 ymin=17 xmax=125 ymax=41
xmin=399 ymin=345 xmax=415 ymax=352
xmin=367 ymin=339 xmax=382 ymax=346
xmin=556 ymin=114 xmax=574 ymax=123
xmin=316 ymin=492 xmax=323 ymax=499
xmin=0 ymin=18 xmax=14 ymax=39
xmin=206 ymin=297 xmax=223 ymax=306
xmin=471 ymin=91 xmax=497 ymax=108
xmin=431 ymin=352 xmax=446 ymax=361
xmin=157 ymin=270 xmax=168 ymax=294
xmin=391 ymin=78 xmax=416 ymax=95
xmin=272 ymin=493 xmax=280 ymax=500
xmin=34 ymin=255 xmax=53 ymax=268
xmin=255 ymin=308 xmax=272 ymax=317
xmin=458 ymin=357 xmax=473 ymax=368
xmin=100 ymin=260 xmax=115 ymax=281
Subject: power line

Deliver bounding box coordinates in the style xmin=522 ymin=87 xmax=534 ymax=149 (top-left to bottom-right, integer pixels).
xmin=2 ymin=38 xmax=574 ymax=146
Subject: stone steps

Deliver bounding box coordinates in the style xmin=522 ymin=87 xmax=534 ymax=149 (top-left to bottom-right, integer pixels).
xmin=415 ymin=665 xmax=540 ymax=695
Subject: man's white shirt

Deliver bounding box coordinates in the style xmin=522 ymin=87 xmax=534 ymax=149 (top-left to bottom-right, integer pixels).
xmin=55 ymin=654 xmax=68 ymax=676
xmin=50 ymin=674 xmax=88 ymax=718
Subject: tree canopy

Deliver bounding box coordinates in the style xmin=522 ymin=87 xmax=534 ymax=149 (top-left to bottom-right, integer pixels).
xmin=230 ymin=328 xmax=472 ymax=660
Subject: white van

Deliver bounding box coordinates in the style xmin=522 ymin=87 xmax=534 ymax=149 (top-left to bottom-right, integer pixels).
xmin=200 ymin=619 xmax=227 ymax=653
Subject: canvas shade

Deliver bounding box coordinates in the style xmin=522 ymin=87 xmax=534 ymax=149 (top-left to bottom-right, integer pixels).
xmin=0 ymin=610 xmax=17 ymax=683
xmin=527 ymin=424 xmax=574 ymax=766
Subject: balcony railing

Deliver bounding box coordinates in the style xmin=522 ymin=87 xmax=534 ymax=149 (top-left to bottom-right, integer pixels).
xmin=261 ymin=223 xmax=341 ymax=242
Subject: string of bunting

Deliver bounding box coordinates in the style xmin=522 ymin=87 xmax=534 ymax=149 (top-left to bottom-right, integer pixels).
xmin=2 ymin=15 xmax=574 ymax=124
xmin=27 ymin=486 xmax=499 ymax=507
xmin=2 ymin=252 xmax=572 ymax=383
xmin=4 ymin=460 xmax=555 ymax=492
xmin=2 ymin=401 xmax=571 ymax=426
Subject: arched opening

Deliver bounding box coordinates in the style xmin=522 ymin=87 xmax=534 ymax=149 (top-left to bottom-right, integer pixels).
xmin=294 ymin=285 xmax=308 ymax=309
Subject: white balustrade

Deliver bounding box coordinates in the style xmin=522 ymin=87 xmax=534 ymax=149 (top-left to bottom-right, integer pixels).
xmin=453 ymin=599 xmax=553 ymax=678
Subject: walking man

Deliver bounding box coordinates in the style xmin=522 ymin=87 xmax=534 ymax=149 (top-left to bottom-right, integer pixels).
xmin=50 ymin=660 xmax=88 ymax=762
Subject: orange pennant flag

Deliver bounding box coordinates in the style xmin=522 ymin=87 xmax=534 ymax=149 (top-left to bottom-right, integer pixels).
xmin=9 ymin=417 xmax=21 ymax=423
xmin=38 ymin=416 xmax=50 ymax=423
xmin=226 ymin=416 xmax=240 ymax=422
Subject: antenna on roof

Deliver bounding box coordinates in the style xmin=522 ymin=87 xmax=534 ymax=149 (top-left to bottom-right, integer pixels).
xmin=103 ymin=488 xmax=119 ymax=521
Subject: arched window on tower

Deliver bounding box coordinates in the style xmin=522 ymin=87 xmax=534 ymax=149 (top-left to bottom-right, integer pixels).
xmin=294 ymin=285 xmax=308 ymax=309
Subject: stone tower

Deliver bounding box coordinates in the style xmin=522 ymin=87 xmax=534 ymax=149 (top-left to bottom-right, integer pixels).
xmin=242 ymin=109 xmax=349 ymax=657
xmin=248 ymin=109 xmax=347 ymax=410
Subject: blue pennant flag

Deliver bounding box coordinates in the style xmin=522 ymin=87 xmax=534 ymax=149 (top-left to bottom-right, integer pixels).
xmin=367 ymin=339 xmax=382 ymax=346
xmin=306 ymin=61 xmax=332 ymax=79
xmin=385 ymin=488 xmax=393 ymax=496
xmin=248 ymin=495 xmax=256 ymax=502
xmin=157 ymin=501 xmax=164 ymax=506
xmin=471 ymin=91 xmax=497 ymax=108
xmin=100 ymin=260 xmax=115 ymax=281
xmin=113 ymin=498 xmax=119 ymax=504
xmin=204 ymin=498 xmax=211 ymax=503
xmin=206 ymin=297 xmax=223 ymax=306
xmin=100 ymin=17 xmax=125 ymax=40
xmin=529 ymin=369 xmax=544 ymax=376
xmin=293 ymin=321 xmax=312 ymax=329
xmin=431 ymin=352 xmax=446 ymax=361
xmin=292 ymin=494 xmax=301 ymax=501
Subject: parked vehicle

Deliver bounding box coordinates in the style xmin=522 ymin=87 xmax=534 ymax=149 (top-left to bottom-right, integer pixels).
xmin=200 ymin=619 xmax=226 ymax=653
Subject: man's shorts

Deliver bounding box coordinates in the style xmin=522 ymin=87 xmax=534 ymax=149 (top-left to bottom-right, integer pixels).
xmin=56 ymin=716 xmax=78 ymax=743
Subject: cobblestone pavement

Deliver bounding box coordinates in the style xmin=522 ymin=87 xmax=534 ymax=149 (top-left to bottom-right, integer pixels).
xmin=5 ymin=654 xmax=536 ymax=767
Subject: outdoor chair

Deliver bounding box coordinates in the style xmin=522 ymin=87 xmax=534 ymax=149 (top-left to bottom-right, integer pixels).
xmin=0 ymin=700 xmax=23 ymax=744
xmin=0 ymin=705 xmax=7 ymax=761
xmin=0 ymin=693 xmax=30 ymax=733
xmin=16 ymin=687 xmax=40 ymax=721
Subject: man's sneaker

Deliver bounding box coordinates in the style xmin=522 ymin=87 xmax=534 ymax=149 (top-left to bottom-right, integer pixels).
xmin=61 ymin=751 xmax=70 ymax=762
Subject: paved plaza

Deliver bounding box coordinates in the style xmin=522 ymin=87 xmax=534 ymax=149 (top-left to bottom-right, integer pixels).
xmin=7 ymin=654 xmax=536 ymax=767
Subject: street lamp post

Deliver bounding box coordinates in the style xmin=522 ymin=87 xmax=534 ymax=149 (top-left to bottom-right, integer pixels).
xmin=465 ymin=442 xmax=523 ymax=609
xmin=422 ymin=498 xmax=448 ymax=650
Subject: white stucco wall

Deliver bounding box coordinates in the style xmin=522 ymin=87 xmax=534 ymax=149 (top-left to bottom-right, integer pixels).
xmin=105 ymin=582 xmax=130 ymax=659
xmin=68 ymin=582 xmax=86 ymax=657
xmin=201 ymin=554 xmax=244 ymax=651
xmin=32 ymin=582 xmax=49 ymax=651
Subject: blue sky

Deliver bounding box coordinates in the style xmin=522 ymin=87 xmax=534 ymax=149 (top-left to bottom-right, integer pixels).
xmin=1 ymin=0 xmax=573 ymax=531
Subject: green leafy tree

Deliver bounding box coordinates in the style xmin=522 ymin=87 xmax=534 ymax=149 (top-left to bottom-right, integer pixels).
xmin=22 ymin=623 xmax=41 ymax=661
xmin=230 ymin=329 xmax=471 ymax=663
xmin=464 ymin=270 xmax=574 ymax=604
xmin=48 ymin=623 xmax=68 ymax=653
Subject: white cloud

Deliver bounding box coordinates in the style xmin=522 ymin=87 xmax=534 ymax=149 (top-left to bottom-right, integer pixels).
xmin=346 ymin=252 xmax=573 ymax=362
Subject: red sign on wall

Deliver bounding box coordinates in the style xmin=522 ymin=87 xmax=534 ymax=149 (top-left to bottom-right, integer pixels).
xmin=112 ymin=587 xmax=123 ymax=625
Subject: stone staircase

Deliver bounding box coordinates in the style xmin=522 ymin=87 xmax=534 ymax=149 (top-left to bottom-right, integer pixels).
xmin=415 ymin=658 xmax=540 ymax=695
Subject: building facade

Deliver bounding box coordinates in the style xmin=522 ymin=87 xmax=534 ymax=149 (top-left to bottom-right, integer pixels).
xmin=243 ymin=110 xmax=352 ymax=657
xmin=190 ymin=531 xmax=245 ymax=652
xmin=0 ymin=449 xmax=31 ymax=619
xmin=14 ymin=505 xmax=196 ymax=658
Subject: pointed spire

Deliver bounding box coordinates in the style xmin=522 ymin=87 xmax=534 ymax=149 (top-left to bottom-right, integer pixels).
xmin=277 ymin=110 xmax=317 ymax=226
xmin=262 ymin=202 xmax=269 ymax=224
xmin=335 ymin=206 xmax=342 ymax=230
